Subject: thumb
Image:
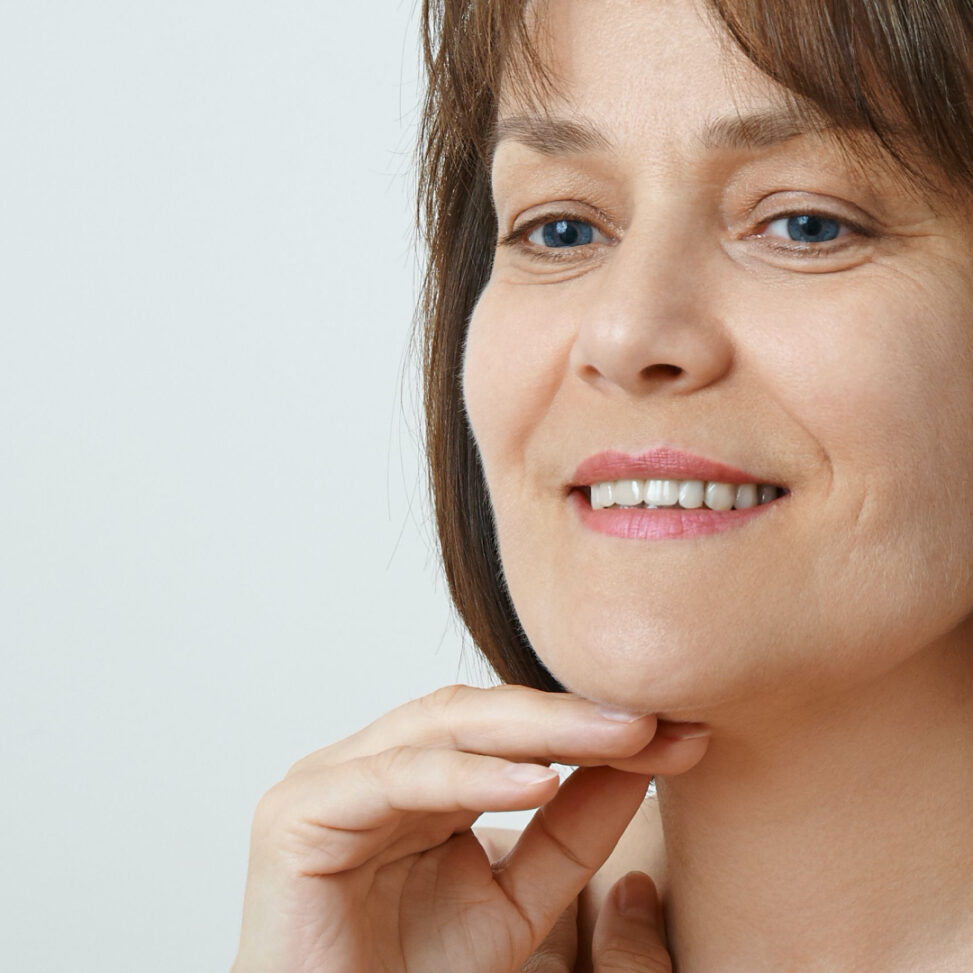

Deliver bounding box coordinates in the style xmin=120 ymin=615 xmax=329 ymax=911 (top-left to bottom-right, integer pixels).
xmin=591 ymin=871 xmax=672 ymax=972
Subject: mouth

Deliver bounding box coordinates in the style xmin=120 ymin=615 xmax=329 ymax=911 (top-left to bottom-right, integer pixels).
xmin=585 ymin=478 xmax=785 ymax=511
xmin=569 ymin=447 xmax=789 ymax=539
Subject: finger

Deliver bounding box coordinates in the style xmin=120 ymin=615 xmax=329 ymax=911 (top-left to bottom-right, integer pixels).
xmin=494 ymin=766 xmax=652 ymax=952
xmin=603 ymin=722 xmax=711 ymax=776
xmin=291 ymin=684 xmax=661 ymax=770
xmin=592 ymin=872 xmax=672 ymax=972
xmin=519 ymin=897 xmax=578 ymax=973
xmin=255 ymin=746 xmax=562 ymax=875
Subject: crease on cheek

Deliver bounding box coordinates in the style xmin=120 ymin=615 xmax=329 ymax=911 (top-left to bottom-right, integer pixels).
xmin=832 ymin=480 xmax=876 ymax=577
xmin=851 ymin=488 xmax=868 ymax=533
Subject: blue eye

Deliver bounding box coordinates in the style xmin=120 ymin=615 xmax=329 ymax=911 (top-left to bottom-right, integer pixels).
xmin=765 ymin=214 xmax=844 ymax=244
xmin=528 ymin=219 xmax=596 ymax=248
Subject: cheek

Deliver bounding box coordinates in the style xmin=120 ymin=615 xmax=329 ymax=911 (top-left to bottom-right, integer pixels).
xmin=463 ymin=284 xmax=573 ymax=492
xmin=748 ymin=264 xmax=973 ymax=496
xmin=757 ymin=273 xmax=973 ymax=632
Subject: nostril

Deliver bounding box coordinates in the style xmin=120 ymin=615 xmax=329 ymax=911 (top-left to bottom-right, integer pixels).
xmin=641 ymin=363 xmax=683 ymax=379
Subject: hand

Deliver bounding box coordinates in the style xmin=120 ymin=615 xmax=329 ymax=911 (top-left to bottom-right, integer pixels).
xmin=230 ymin=684 xmax=707 ymax=973
xmin=524 ymin=871 xmax=672 ymax=973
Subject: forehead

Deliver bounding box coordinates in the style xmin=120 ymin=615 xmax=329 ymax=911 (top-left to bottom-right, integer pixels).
xmin=496 ymin=0 xmax=779 ymax=150
xmin=491 ymin=0 xmax=911 ymax=192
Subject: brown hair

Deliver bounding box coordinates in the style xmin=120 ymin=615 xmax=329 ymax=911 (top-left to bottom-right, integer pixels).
xmin=416 ymin=0 xmax=973 ymax=691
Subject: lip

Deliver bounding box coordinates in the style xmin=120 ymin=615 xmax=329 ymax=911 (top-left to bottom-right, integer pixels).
xmin=570 ymin=490 xmax=780 ymax=540
xmin=569 ymin=447 xmax=787 ymax=541
xmin=571 ymin=447 xmax=782 ymax=487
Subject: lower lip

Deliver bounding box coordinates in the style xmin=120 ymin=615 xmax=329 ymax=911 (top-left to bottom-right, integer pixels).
xmin=570 ymin=489 xmax=781 ymax=540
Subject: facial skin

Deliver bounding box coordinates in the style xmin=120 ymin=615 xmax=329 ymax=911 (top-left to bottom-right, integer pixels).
xmin=463 ymin=0 xmax=973 ymax=721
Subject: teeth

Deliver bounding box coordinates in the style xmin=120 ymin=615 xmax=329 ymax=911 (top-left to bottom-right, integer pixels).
xmin=734 ymin=483 xmax=758 ymax=509
xmin=645 ymin=479 xmax=680 ymax=506
xmin=678 ymin=480 xmax=705 ymax=509
xmin=612 ymin=479 xmax=642 ymax=507
xmin=587 ymin=478 xmax=783 ymax=511
xmin=591 ymin=481 xmax=614 ymax=510
xmin=704 ymin=482 xmax=735 ymax=511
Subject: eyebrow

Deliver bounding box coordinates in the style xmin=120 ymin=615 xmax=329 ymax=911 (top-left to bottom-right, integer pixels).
xmin=489 ymin=113 xmax=612 ymax=158
xmin=489 ymin=107 xmax=830 ymax=160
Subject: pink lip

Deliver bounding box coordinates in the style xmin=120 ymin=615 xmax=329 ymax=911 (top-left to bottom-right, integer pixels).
xmin=570 ymin=491 xmax=779 ymax=540
xmin=569 ymin=447 xmax=786 ymax=542
xmin=571 ymin=448 xmax=779 ymax=487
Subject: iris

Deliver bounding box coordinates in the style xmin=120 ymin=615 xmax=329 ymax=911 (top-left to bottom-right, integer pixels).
xmin=787 ymin=214 xmax=841 ymax=243
xmin=541 ymin=219 xmax=594 ymax=248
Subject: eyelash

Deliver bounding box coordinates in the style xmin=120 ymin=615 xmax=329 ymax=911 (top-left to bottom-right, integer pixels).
xmin=498 ymin=209 xmax=872 ymax=261
xmin=498 ymin=213 xmax=608 ymax=263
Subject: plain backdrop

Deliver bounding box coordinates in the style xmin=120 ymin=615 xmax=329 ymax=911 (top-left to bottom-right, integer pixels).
xmin=0 ymin=3 xmax=535 ymax=970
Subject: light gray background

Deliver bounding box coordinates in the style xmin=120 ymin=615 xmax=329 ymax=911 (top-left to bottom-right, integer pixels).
xmin=0 ymin=4 xmax=532 ymax=970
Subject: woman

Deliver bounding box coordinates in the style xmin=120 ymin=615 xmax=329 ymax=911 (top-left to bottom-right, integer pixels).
xmin=231 ymin=0 xmax=973 ymax=969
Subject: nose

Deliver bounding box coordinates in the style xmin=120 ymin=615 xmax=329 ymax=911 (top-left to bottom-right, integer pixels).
xmin=569 ymin=227 xmax=734 ymax=396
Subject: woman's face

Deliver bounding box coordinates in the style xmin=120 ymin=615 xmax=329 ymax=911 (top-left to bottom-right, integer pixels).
xmin=463 ymin=0 xmax=973 ymax=717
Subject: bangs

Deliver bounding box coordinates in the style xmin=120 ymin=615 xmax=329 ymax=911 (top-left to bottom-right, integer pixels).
xmin=480 ymin=0 xmax=973 ymax=197
xmin=710 ymin=0 xmax=973 ymax=195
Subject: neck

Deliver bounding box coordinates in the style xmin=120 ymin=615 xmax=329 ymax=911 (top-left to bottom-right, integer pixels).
xmin=654 ymin=633 xmax=973 ymax=972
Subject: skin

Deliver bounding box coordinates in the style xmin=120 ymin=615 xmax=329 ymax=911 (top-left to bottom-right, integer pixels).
xmin=231 ymin=684 xmax=704 ymax=971
xmin=464 ymin=0 xmax=973 ymax=969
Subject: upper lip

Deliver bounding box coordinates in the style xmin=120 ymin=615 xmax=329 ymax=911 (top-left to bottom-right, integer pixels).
xmin=572 ymin=448 xmax=783 ymax=487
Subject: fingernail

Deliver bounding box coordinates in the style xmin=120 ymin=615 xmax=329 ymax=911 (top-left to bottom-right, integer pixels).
xmin=596 ymin=705 xmax=648 ymax=723
xmin=657 ymin=721 xmax=711 ymax=740
xmin=615 ymin=871 xmax=654 ymax=918
xmin=504 ymin=763 xmax=559 ymax=785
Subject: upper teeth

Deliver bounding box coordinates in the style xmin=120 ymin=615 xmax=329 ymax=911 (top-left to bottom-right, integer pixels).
xmin=589 ymin=479 xmax=781 ymax=511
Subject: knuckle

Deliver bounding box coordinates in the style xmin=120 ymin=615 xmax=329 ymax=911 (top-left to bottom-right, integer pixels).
xmin=598 ymin=941 xmax=672 ymax=972
xmin=423 ymin=683 xmax=472 ymax=715
xmin=420 ymin=683 xmax=475 ymax=748
xmin=251 ymin=778 xmax=362 ymax=876
xmin=494 ymin=681 xmax=540 ymax=704
xmin=520 ymin=954 xmax=572 ymax=973
xmin=283 ymin=755 xmax=307 ymax=778
xmin=282 ymin=751 xmax=313 ymax=779
xmin=283 ymin=740 xmax=342 ymax=780
xmin=369 ymin=743 xmax=419 ymax=781
xmin=288 ymin=825 xmax=363 ymax=876
xmin=250 ymin=780 xmax=304 ymax=854
xmin=534 ymin=805 xmax=597 ymax=874
xmin=252 ymin=779 xmax=292 ymax=833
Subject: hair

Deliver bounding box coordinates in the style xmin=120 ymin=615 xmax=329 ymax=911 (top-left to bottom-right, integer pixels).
xmin=416 ymin=0 xmax=973 ymax=692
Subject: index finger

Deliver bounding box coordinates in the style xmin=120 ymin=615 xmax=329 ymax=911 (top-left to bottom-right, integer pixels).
xmin=293 ymin=683 xmax=659 ymax=771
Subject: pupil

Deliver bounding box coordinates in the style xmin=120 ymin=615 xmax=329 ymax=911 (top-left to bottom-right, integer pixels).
xmin=788 ymin=214 xmax=839 ymax=243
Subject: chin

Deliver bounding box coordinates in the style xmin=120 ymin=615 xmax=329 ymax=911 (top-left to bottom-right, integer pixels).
xmin=522 ymin=596 xmax=753 ymax=714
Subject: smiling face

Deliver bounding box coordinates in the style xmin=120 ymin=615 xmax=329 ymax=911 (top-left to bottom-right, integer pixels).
xmin=461 ymin=0 xmax=973 ymax=718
